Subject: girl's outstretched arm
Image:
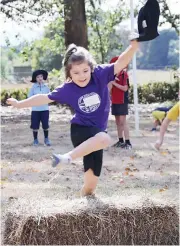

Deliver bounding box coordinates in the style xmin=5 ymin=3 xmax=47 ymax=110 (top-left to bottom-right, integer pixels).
xmin=114 ymin=40 xmax=139 ymax=75
xmin=7 ymin=94 xmax=53 ymax=108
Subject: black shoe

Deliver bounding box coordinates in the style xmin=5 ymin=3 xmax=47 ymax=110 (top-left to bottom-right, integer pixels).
xmin=123 ymin=143 xmax=132 ymax=149
xmin=113 ymin=141 xmax=125 ymax=148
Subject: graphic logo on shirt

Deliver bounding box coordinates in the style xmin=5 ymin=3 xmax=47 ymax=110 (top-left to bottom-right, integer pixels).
xmin=78 ymin=92 xmax=101 ymax=113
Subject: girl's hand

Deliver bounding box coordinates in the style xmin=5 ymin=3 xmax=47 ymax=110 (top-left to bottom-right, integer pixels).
xmin=6 ymin=98 xmax=19 ymax=108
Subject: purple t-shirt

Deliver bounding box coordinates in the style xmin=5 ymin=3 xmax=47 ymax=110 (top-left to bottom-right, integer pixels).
xmin=48 ymin=64 xmax=114 ymax=130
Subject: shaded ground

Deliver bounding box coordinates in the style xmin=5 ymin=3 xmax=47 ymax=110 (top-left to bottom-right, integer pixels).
xmin=1 ymin=105 xmax=179 ymax=208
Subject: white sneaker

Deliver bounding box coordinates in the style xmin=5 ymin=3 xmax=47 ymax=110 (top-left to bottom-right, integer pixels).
xmin=52 ymin=153 xmax=71 ymax=167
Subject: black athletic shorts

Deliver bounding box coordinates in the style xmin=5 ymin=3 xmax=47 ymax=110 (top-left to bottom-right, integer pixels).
xmin=70 ymin=124 xmax=105 ymax=177
xmin=111 ymin=103 xmax=128 ymax=116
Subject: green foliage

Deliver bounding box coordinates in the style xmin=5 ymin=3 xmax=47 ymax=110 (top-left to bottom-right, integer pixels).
xmin=1 ymin=46 xmax=31 ymax=81
xmin=2 ymin=0 xmax=179 ymax=35
xmin=20 ymin=18 xmax=65 ymax=71
xmin=1 ymin=0 xmax=64 ymax=23
xmin=0 ymin=88 xmax=29 ymax=106
xmin=48 ymin=69 xmax=65 ymax=88
xmin=87 ymin=0 xmax=128 ymax=63
xmin=159 ymin=0 xmax=179 ymax=34
xmin=0 ymin=47 xmax=15 ymax=80
xmin=1 ymin=59 xmax=9 ymax=79
xmin=1 ymin=84 xmax=56 ymax=106
xmin=19 ymin=0 xmax=128 ymax=67
xmin=2 ymin=1 xmax=179 ymax=72
xmin=1 ymin=81 xmax=179 ymax=106
xmin=129 ymin=81 xmax=179 ymax=104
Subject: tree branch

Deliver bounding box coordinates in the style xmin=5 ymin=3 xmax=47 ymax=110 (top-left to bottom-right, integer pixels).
xmin=1 ymin=0 xmax=18 ymax=5
xmin=89 ymin=0 xmax=105 ymax=63
xmin=160 ymin=0 xmax=179 ymax=33
xmin=2 ymin=4 xmax=41 ymax=17
xmin=1 ymin=0 xmax=62 ymax=22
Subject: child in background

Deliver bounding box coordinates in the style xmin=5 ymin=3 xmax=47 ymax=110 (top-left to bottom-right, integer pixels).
xmin=155 ymin=102 xmax=179 ymax=150
xmin=151 ymin=106 xmax=172 ymax=131
xmin=28 ymin=70 xmax=51 ymax=146
xmin=108 ymin=57 xmax=132 ymax=149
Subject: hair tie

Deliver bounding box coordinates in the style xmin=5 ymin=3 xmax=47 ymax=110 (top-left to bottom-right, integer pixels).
xmin=64 ymin=47 xmax=77 ymax=66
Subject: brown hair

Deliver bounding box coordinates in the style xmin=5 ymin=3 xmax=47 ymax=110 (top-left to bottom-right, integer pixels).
xmin=63 ymin=44 xmax=96 ymax=79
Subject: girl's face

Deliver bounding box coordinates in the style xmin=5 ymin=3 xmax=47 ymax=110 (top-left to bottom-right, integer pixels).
xmin=70 ymin=62 xmax=91 ymax=87
xmin=36 ymin=74 xmax=44 ymax=83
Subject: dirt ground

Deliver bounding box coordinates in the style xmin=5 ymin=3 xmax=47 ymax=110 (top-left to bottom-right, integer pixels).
xmin=1 ymin=105 xmax=179 ymax=211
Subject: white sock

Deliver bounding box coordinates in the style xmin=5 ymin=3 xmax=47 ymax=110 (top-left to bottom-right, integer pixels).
xmin=57 ymin=153 xmax=72 ymax=164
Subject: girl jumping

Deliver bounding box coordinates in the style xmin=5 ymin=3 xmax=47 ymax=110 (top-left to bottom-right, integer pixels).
xmin=7 ymin=41 xmax=139 ymax=196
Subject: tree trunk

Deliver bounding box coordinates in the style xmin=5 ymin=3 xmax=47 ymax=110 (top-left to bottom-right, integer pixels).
xmin=64 ymin=0 xmax=88 ymax=49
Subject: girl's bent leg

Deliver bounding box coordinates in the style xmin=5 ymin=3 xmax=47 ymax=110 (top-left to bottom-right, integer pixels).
xmin=69 ymin=132 xmax=111 ymax=160
xmin=52 ymin=132 xmax=111 ymax=167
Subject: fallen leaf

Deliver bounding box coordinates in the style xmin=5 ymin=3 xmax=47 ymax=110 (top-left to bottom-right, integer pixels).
xmin=129 ymin=174 xmax=134 ymax=177
xmin=125 ymin=167 xmax=131 ymax=172
xmin=124 ymin=171 xmax=129 ymax=176
xmin=130 ymin=156 xmax=134 ymax=160
xmin=159 ymin=186 xmax=168 ymax=192
xmin=159 ymin=188 xmax=166 ymax=192
xmin=133 ymin=168 xmax=139 ymax=172
xmin=160 ymin=151 xmax=168 ymax=155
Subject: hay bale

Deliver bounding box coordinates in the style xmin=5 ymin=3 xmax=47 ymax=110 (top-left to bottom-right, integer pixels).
xmin=3 ymin=196 xmax=179 ymax=245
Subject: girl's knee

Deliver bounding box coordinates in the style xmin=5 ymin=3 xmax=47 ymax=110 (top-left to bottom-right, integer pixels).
xmin=95 ymin=132 xmax=111 ymax=147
